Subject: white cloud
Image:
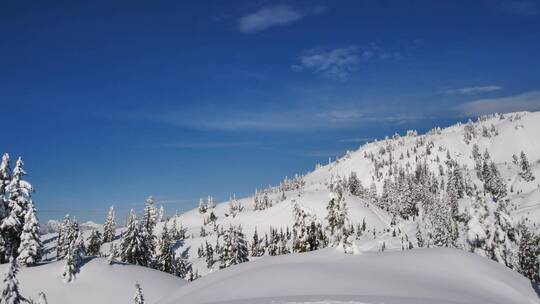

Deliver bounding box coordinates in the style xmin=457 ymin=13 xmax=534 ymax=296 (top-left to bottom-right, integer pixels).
xmin=293 ymin=44 xmax=402 ymax=81
xmin=456 ymin=90 xmax=540 ymax=116
xmin=160 ymin=142 xmax=258 ymax=149
xmin=238 ymin=5 xmax=326 ymax=34
xmin=446 ymin=85 xmax=503 ymax=95
xmin=144 ymin=105 xmax=421 ymax=132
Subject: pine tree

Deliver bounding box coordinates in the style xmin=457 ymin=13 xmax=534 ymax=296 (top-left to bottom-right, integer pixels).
xmin=250 ymin=228 xmax=263 ymax=257
xmin=133 ymin=283 xmax=145 ymax=304
xmin=107 ymin=243 xmax=118 ymax=265
xmin=0 ymin=154 xmax=11 ymax=263
xmin=102 ymin=206 xmax=116 ymax=243
xmin=519 ymin=151 xmax=535 ymax=182
xmin=174 ymin=253 xmax=191 ymax=279
xmin=140 ymin=197 xmax=157 ymax=254
xmin=16 ymin=202 xmax=42 ymax=266
xmin=155 ymin=225 xmax=174 ymax=274
xmin=56 ymin=215 xmax=79 ymax=260
xmin=292 ymin=203 xmax=310 ymax=253
xmin=220 ymin=225 xmax=249 ymax=268
xmin=0 ymin=259 xmax=25 ymax=304
xmin=121 ymin=210 xmax=151 ymax=266
xmin=37 ymin=292 xmax=48 ymax=304
xmin=205 ymin=241 xmax=214 ymax=269
xmin=86 ymin=230 xmax=102 ymax=256
xmin=62 ymin=231 xmax=85 ymax=283
xmin=517 ymin=222 xmax=540 ymax=283
xmin=2 ymin=157 xmax=33 ymax=259
xmin=157 ymin=205 xmax=165 ymax=223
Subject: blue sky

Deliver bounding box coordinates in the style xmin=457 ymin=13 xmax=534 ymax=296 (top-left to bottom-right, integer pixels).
xmin=1 ymin=0 xmax=540 ymax=222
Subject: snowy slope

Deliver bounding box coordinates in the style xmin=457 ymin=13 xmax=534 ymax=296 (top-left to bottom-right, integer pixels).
xmin=158 ymin=248 xmax=540 ymax=304
xmin=0 ymin=258 xmax=186 ymax=304
xmin=163 ymin=111 xmax=540 ymax=276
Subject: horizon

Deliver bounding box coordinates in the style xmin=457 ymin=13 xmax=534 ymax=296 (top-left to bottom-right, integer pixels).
xmin=2 ymin=0 xmax=540 ymax=222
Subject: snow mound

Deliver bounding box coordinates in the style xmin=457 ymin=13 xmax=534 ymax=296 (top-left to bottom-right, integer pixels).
xmin=0 ymin=257 xmax=186 ymax=304
xmin=159 ymin=248 xmax=539 ymax=304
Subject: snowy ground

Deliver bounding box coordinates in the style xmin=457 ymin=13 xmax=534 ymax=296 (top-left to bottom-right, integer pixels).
xmin=0 ymin=257 xmax=186 ymax=304
xmin=158 ymin=248 xmax=540 ymax=304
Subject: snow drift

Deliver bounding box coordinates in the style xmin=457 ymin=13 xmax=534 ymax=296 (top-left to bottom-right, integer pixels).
xmin=159 ymin=248 xmax=539 ymax=304
xmin=0 ymin=257 xmax=186 ymax=304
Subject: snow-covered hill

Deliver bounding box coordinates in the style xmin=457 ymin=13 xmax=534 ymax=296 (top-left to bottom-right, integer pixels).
xmin=0 ymin=258 xmax=186 ymax=304
xmin=161 ymin=111 xmax=540 ymax=277
xmin=158 ymin=248 xmax=539 ymax=304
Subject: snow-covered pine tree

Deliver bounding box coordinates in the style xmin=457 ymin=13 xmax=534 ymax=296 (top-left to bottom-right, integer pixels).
xmin=56 ymin=215 xmax=79 ymax=260
xmin=250 ymin=227 xmax=263 ymax=257
xmin=198 ymin=198 xmax=207 ymax=214
xmin=205 ymin=241 xmax=214 ymax=269
xmin=517 ymin=222 xmax=540 ymax=283
xmin=102 ymin=206 xmax=116 ymax=243
xmin=86 ymin=230 xmax=102 ymax=256
xmin=292 ymin=203 xmax=310 ymax=253
xmin=0 ymin=154 xmax=11 ymax=263
xmin=519 ymin=151 xmax=535 ymax=182
xmin=219 ymin=225 xmax=249 ymax=269
xmin=133 ymin=283 xmax=145 ymax=304
xmin=16 ymin=202 xmax=42 ymax=266
xmin=37 ymin=292 xmax=48 ymax=304
xmin=348 ymin=171 xmax=363 ymax=197
xmin=140 ymin=197 xmax=157 ymax=254
xmin=155 ymin=225 xmax=174 ymax=274
xmin=157 ymin=205 xmax=165 ymax=223
xmin=121 ymin=210 xmax=151 ymax=267
xmin=62 ymin=231 xmax=85 ymax=283
xmin=0 ymin=259 xmax=26 ymax=304
xmin=1 ymin=157 xmax=34 ymax=259
xmin=174 ymin=253 xmax=191 ymax=279
xmin=107 ymin=243 xmax=118 ymax=265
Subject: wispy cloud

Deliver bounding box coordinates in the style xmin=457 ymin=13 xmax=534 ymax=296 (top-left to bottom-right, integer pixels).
xmin=446 ymin=85 xmax=503 ymax=95
xmin=337 ymin=137 xmax=373 ymax=143
xmin=292 ymin=44 xmax=402 ymax=81
xmin=160 ymin=142 xmax=258 ymax=149
xmin=139 ymin=105 xmax=422 ymax=133
xmin=497 ymin=1 xmax=538 ymax=17
xmin=238 ymin=4 xmax=326 ymax=34
xmin=456 ymin=90 xmax=540 ymax=116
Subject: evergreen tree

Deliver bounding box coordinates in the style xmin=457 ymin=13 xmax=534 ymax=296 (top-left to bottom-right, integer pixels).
xmin=86 ymin=230 xmax=102 ymax=257
xmin=155 ymin=225 xmax=174 ymax=274
xmin=517 ymin=223 xmax=540 ymax=283
xmin=56 ymin=215 xmax=79 ymax=260
xmin=0 ymin=154 xmax=11 ymax=264
xmin=220 ymin=225 xmax=249 ymax=269
xmin=62 ymin=231 xmax=85 ymax=283
xmin=205 ymin=241 xmax=214 ymax=269
xmin=348 ymin=172 xmax=363 ymax=196
xmin=140 ymin=197 xmax=157 ymax=254
xmin=102 ymin=206 xmax=116 ymax=243
xmin=519 ymin=151 xmax=535 ymax=182
xmin=250 ymin=228 xmax=263 ymax=257
xmin=0 ymin=259 xmax=26 ymax=304
xmin=107 ymin=243 xmax=118 ymax=265
xmin=292 ymin=203 xmax=310 ymax=253
xmin=120 ymin=210 xmax=151 ymax=266
xmin=16 ymin=202 xmax=42 ymax=266
xmin=2 ymin=158 xmax=33 ymax=259
xmin=37 ymin=292 xmax=48 ymax=304
xmin=133 ymin=283 xmax=145 ymax=304
xmin=174 ymin=253 xmax=191 ymax=279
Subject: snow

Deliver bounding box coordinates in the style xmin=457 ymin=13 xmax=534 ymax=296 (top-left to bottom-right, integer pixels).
xmin=159 ymin=248 xmax=539 ymax=304
xmin=0 ymin=257 xmax=186 ymax=304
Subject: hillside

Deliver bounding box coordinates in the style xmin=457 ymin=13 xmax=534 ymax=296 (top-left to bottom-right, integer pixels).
xmin=160 ymin=111 xmax=540 ymax=276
